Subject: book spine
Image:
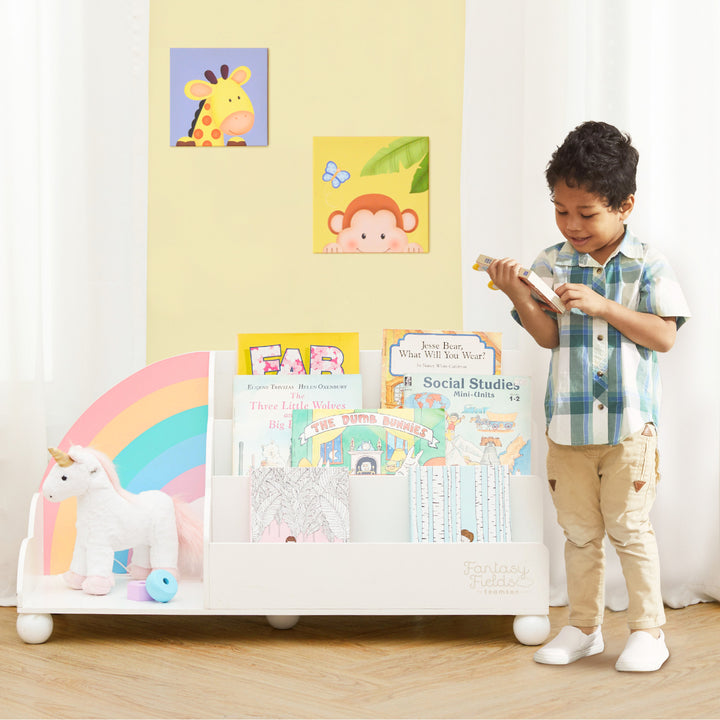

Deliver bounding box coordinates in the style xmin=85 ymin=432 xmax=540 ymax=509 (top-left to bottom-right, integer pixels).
xmin=473 ymin=254 xmax=495 ymax=272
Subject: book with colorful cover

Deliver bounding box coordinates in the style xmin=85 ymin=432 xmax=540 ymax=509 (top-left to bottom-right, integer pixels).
xmin=402 ymin=373 xmax=531 ymax=475
xmin=232 ymin=374 xmax=363 ymax=475
xmin=381 ymin=329 xmax=502 ymax=408
xmin=409 ymin=464 xmax=511 ymax=543
xmin=290 ymin=407 xmax=446 ymax=475
xmin=237 ymin=332 xmax=360 ymax=375
xmin=251 ymin=466 xmax=350 ymax=543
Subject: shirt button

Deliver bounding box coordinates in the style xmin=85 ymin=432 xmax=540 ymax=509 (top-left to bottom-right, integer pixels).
xmin=597 ymin=370 xmax=604 ymax=377
xmin=597 ymin=334 xmax=604 ymax=341
xmin=598 ymin=403 xmax=605 ymax=410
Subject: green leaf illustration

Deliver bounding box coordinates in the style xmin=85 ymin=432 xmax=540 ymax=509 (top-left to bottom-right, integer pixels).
xmin=410 ymin=152 xmax=429 ymax=194
xmin=361 ymin=137 xmax=429 ymax=177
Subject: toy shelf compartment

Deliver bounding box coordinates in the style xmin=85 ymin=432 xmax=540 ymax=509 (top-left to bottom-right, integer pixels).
xmin=16 ymin=350 xmax=550 ymax=645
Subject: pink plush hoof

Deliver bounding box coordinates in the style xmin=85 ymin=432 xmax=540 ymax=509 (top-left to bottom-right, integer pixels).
xmin=82 ymin=575 xmax=115 ymax=595
xmin=128 ymin=564 xmax=151 ymax=580
xmin=63 ymin=571 xmax=86 ymax=590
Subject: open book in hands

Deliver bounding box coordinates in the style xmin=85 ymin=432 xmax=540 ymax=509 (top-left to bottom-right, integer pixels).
xmin=473 ymin=253 xmax=567 ymax=314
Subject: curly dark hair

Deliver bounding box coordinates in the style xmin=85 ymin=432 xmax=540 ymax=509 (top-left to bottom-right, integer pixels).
xmin=545 ymin=121 xmax=639 ymax=210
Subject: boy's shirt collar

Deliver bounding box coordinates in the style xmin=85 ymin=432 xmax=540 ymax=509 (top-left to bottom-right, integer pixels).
xmin=555 ymin=226 xmax=643 ymax=267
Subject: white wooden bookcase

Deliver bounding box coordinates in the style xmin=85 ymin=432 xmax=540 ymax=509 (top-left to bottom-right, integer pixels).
xmin=16 ymin=351 xmax=550 ymax=644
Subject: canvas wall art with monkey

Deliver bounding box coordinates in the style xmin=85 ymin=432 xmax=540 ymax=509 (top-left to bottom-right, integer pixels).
xmin=313 ymin=136 xmax=429 ymax=253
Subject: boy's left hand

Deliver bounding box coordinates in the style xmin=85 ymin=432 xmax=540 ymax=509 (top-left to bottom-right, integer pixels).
xmin=555 ymin=283 xmax=608 ymax=317
xmin=556 ymin=282 xmax=677 ymax=352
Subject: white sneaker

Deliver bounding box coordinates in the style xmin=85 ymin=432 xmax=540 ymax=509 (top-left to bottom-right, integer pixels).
xmin=615 ymin=630 xmax=669 ymax=672
xmin=534 ymin=625 xmax=604 ymax=665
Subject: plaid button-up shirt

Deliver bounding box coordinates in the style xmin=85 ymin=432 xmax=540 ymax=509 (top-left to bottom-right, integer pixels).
xmin=513 ymin=229 xmax=690 ymax=446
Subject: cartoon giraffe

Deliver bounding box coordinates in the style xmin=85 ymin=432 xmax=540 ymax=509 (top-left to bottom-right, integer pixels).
xmin=176 ymin=64 xmax=255 ymax=146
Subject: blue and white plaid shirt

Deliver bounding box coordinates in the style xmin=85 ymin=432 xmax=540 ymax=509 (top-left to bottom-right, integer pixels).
xmin=513 ymin=228 xmax=690 ymax=446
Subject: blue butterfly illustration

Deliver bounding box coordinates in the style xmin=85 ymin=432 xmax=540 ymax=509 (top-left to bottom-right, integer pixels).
xmin=322 ymin=160 xmax=351 ymax=189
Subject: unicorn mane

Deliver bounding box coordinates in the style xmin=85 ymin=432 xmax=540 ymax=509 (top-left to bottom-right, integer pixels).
xmin=77 ymin=446 xmax=137 ymax=503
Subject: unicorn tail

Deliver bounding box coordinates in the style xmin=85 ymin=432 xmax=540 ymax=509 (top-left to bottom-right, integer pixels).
xmin=173 ymin=497 xmax=204 ymax=578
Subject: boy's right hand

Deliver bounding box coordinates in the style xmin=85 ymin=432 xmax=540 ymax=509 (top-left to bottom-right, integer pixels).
xmin=487 ymin=257 xmax=560 ymax=349
xmin=486 ymin=258 xmax=533 ymax=303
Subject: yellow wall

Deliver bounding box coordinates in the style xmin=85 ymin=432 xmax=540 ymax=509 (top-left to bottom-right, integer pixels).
xmin=148 ymin=0 xmax=466 ymax=362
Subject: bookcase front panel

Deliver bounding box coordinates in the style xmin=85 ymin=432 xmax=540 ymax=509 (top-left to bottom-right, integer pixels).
xmin=206 ymin=543 xmax=548 ymax=615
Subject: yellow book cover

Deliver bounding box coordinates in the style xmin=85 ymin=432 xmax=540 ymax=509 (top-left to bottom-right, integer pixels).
xmin=237 ymin=332 xmax=360 ymax=375
xmin=380 ymin=329 xmax=502 ymax=408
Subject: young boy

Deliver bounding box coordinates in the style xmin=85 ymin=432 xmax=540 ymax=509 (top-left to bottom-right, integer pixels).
xmin=487 ymin=121 xmax=690 ymax=672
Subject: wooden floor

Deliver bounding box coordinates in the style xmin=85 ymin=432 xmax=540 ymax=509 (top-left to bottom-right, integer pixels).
xmin=2 ymin=602 xmax=718 ymax=719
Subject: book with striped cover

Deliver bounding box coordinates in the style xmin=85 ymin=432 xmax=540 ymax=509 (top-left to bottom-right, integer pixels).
xmin=409 ymin=464 xmax=511 ymax=543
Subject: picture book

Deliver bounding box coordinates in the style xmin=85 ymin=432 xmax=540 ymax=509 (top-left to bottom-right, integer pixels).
xmin=290 ymin=407 xmax=446 ymax=475
xmin=313 ymin=136 xmax=429 ymax=253
xmin=381 ymin=329 xmax=502 ymax=408
xmin=251 ymin=466 xmax=350 ymax=543
xmin=409 ymin=464 xmax=511 ymax=543
xmin=473 ymin=253 xmax=566 ymax=314
xmin=232 ymin=374 xmax=363 ymax=475
xmin=237 ymin=332 xmax=360 ymax=375
xmin=402 ymin=373 xmax=531 ymax=475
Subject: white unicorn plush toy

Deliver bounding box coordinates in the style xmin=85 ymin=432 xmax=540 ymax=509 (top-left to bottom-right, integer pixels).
xmin=43 ymin=445 xmax=202 ymax=596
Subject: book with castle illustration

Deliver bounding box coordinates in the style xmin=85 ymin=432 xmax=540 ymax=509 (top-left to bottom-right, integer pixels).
xmin=251 ymin=466 xmax=350 ymax=543
xmin=402 ymin=373 xmax=531 ymax=475
xmin=381 ymin=329 xmax=502 ymax=408
xmin=289 ymin=408 xmax=446 ymax=475
xmin=409 ymin=464 xmax=511 ymax=543
xmin=472 ymin=253 xmax=566 ymax=313
xmin=232 ymin=374 xmax=363 ymax=475
xmin=237 ymin=332 xmax=360 ymax=375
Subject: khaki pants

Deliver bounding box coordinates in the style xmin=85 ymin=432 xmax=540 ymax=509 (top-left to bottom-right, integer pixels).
xmin=546 ymin=424 xmax=665 ymax=630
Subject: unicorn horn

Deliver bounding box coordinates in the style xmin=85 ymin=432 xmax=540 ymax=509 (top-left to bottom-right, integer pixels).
xmin=48 ymin=447 xmax=74 ymax=467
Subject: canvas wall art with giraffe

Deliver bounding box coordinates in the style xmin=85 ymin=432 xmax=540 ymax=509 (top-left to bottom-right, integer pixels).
xmin=170 ymin=48 xmax=268 ymax=147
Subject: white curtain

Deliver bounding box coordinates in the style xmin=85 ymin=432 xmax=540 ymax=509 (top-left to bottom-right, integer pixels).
xmin=0 ymin=0 xmax=148 ymax=604
xmin=462 ymin=0 xmax=720 ymax=610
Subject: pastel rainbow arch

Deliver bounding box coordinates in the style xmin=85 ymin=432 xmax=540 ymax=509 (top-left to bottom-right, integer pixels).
xmin=40 ymin=352 xmax=210 ymax=575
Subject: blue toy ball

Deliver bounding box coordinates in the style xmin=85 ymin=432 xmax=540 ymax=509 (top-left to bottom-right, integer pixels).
xmin=145 ymin=569 xmax=178 ymax=603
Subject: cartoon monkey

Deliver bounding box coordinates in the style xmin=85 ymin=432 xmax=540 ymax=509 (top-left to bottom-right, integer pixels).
xmin=324 ymin=193 xmax=423 ymax=253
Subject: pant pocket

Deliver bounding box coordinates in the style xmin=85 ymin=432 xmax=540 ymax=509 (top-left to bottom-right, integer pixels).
xmin=627 ymin=426 xmax=659 ymax=506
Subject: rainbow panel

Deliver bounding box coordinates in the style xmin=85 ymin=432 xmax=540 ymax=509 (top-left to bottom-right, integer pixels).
xmin=89 ymin=378 xmax=208 ymax=459
xmin=41 ymin=352 xmax=210 ymax=574
xmin=123 ymin=434 xmax=207 ymax=496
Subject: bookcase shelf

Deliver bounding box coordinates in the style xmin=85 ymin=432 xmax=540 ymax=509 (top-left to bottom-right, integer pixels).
xmin=16 ymin=350 xmax=549 ymax=645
